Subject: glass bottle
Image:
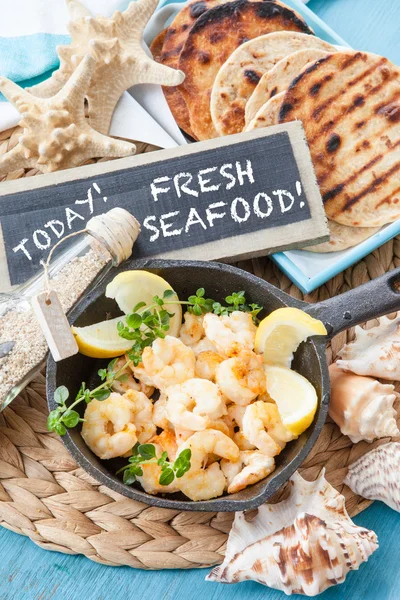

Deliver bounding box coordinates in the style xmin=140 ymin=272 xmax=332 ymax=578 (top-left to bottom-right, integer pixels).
xmin=0 ymin=207 xmax=140 ymax=410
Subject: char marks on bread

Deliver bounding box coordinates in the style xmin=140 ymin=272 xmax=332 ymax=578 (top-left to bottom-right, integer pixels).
xmin=278 ymin=51 xmax=400 ymax=227
xmin=179 ymin=0 xmax=313 ymax=141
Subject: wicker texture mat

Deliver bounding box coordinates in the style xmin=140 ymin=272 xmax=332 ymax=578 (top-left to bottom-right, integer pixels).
xmin=0 ymin=129 xmax=399 ymax=569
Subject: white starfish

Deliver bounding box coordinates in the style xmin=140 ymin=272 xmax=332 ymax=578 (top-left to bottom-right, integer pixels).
xmin=29 ymin=0 xmax=185 ymax=134
xmin=0 ymin=55 xmax=136 ymax=175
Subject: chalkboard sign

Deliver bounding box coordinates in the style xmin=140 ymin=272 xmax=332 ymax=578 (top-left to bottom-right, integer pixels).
xmin=0 ymin=123 xmax=328 ymax=290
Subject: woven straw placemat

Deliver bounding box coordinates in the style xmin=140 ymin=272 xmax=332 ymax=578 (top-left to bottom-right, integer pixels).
xmin=0 ymin=128 xmax=399 ymax=570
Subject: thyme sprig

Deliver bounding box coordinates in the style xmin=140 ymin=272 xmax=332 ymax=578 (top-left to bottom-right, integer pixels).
xmin=117 ymin=443 xmax=191 ymax=486
xmin=47 ymin=357 xmax=131 ymax=436
xmin=119 ymin=288 xmax=262 ymax=366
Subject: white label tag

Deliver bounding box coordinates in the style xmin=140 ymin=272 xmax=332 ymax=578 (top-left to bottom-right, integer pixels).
xmin=31 ymin=291 xmax=79 ymax=362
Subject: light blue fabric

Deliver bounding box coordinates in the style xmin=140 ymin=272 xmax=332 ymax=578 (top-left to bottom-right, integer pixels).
xmin=0 ymin=33 xmax=70 ymax=86
xmin=0 ymin=0 xmax=132 ymax=100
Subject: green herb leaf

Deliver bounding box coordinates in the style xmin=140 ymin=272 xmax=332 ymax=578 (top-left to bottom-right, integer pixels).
xmin=133 ymin=301 xmax=147 ymax=312
xmin=107 ymin=358 xmax=118 ymax=372
xmin=123 ymin=470 xmax=137 ymax=485
xmin=54 ymin=385 xmax=69 ymax=405
xmin=163 ymin=289 xmax=175 ymax=299
xmin=61 ymin=410 xmax=80 ymax=428
xmin=131 ymin=442 xmax=140 ymax=457
xmin=47 ymin=410 xmax=61 ymax=431
xmin=116 ymin=373 xmax=129 ymax=382
xmin=138 ymin=444 xmax=157 ymax=460
xmin=159 ymin=467 xmax=175 ymax=486
xmin=126 ymin=313 xmax=143 ymax=329
xmin=54 ymin=422 xmax=67 ymax=436
xmin=98 ymin=368 xmax=107 ymax=381
xmin=174 ymin=448 xmax=191 ymax=476
xmin=91 ymin=389 xmax=111 ymax=401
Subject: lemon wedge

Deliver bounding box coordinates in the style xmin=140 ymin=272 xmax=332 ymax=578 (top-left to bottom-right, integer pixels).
xmin=106 ymin=270 xmax=182 ymax=337
xmin=254 ymin=307 xmax=327 ymax=367
xmin=72 ymin=317 xmax=133 ymax=358
xmin=264 ymin=365 xmax=318 ymax=436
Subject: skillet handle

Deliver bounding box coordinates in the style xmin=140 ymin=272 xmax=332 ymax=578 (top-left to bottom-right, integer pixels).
xmin=304 ymin=267 xmax=400 ymax=339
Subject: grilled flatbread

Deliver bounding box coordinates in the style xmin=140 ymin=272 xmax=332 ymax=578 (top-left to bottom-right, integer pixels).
xmin=245 ymin=91 xmax=284 ymax=130
xmin=245 ymin=48 xmax=331 ymax=125
xmin=304 ymin=220 xmax=379 ymax=253
xmin=211 ymin=32 xmax=336 ymax=137
xmin=150 ymin=29 xmax=167 ymax=62
xmin=279 ymin=51 xmax=400 ymax=227
xmin=179 ymin=0 xmax=313 ymax=141
xmin=158 ymin=0 xmax=231 ymax=138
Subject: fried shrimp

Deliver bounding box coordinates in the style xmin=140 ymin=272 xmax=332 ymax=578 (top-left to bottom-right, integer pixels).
xmin=177 ymin=430 xmax=240 ymax=501
xmin=203 ymin=311 xmax=257 ymax=355
xmin=152 ymin=393 xmax=169 ymax=429
xmin=243 ymin=401 xmax=296 ymax=456
xmin=123 ymin=389 xmax=156 ymax=443
xmin=227 ymin=404 xmax=256 ymax=450
xmin=151 ymin=429 xmax=179 ymax=461
xmin=111 ymin=357 xmax=154 ymax=397
xmin=137 ymin=443 xmax=180 ymax=495
xmin=195 ymin=351 xmax=224 ymax=381
xmin=81 ymin=392 xmax=138 ymax=460
xmin=221 ymin=451 xmax=275 ymax=494
xmin=180 ymin=312 xmax=217 ymax=355
xmin=142 ymin=336 xmax=195 ymax=390
xmin=179 ymin=312 xmax=205 ymax=346
xmin=216 ymin=346 xmax=266 ymax=405
xmin=165 ymin=378 xmax=227 ymax=431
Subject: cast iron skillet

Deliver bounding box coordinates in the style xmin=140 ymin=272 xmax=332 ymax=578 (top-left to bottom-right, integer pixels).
xmin=47 ymin=259 xmax=400 ymax=511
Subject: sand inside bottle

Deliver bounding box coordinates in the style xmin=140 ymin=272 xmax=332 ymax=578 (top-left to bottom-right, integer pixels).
xmin=0 ymin=245 xmax=110 ymax=408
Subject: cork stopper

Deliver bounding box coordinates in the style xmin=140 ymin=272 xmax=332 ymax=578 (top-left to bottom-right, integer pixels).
xmin=86 ymin=208 xmax=141 ymax=265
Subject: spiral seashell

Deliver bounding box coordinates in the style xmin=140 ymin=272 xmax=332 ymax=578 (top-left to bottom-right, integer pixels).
xmin=29 ymin=0 xmax=185 ymax=135
xmin=345 ymin=442 xmax=400 ymax=512
xmin=328 ymin=363 xmax=399 ymax=443
xmin=337 ymin=314 xmax=400 ymax=380
xmin=206 ymin=471 xmax=378 ymax=596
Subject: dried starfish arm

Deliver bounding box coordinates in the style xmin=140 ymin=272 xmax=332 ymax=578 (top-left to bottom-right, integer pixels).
xmin=0 ymin=78 xmax=33 ymax=113
xmin=28 ymin=0 xmax=89 ymax=98
xmin=54 ymin=53 xmax=94 ymax=110
xmin=132 ymin=53 xmax=185 ymax=86
xmin=0 ymin=55 xmax=136 ymax=175
xmin=29 ymin=64 xmax=72 ymax=99
xmin=29 ymin=0 xmax=186 ymax=134
xmin=66 ymin=0 xmax=91 ymax=20
xmin=0 ymin=145 xmax=31 ymax=176
xmin=87 ymin=45 xmax=185 ymax=133
xmin=118 ymin=0 xmax=160 ymax=37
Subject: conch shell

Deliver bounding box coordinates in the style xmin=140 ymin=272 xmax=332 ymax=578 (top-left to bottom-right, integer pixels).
xmin=328 ymin=363 xmax=399 ymax=443
xmin=30 ymin=0 xmax=185 ymax=134
xmin=337 ymin=314 xmax=400 ymax=380
xmin=345 ymin=442 xmax=400 ymax=512
xmin=206 ymin=471 xmax=378 ymax=596
xmin=0 ymin=56 xmax=136 ymax=175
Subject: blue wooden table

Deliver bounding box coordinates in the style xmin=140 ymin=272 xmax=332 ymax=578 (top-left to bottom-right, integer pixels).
xmin=0 ymin=1 xmax=399 ymax=598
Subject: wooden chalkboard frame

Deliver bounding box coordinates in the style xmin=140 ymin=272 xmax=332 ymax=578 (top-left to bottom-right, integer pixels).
xmin=0 ymin=122 xmax=328 ymax=290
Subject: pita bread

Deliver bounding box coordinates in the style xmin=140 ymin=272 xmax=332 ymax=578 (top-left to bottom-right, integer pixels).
xmin=304 ymin=220 xmax=379 ymax=253
xmin=150 ymin=29 xmax=167 ymax=62
xmin=179 ymin=0 xmax=313 ymax=141
xmin=211 ymin=32 xmax=336 ymax=137
xmin=158 ymin=0 xmax=231 ymax=138
xmin=245 ymin=48 xmax=332 ymax=125
xmin=279 ymin=51 xmax=400 ymax=227
xmin=245 ymin=91 xmax=284 ymax=131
